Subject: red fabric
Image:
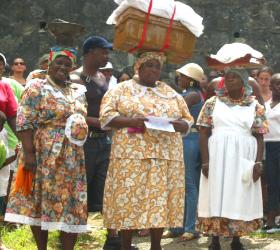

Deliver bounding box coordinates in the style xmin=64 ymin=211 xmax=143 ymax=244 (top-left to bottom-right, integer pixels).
xmin=128 ymin=0 xmax=153 ymax=53
xmin=0 ymin=80 xmax=18 ymax=118
xmin=160 ymin=5 xmax=176 ymax=52
xmin=217 ymin=77 xmax=225 ymax=90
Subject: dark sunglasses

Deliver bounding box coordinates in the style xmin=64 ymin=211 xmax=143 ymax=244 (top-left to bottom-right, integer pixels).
xmin=14 ymin=62 xmax=25 ymax=66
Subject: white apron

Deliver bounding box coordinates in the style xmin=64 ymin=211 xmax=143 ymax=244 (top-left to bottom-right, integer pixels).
xmin=198 ymin=98 xmax=263 ymax=221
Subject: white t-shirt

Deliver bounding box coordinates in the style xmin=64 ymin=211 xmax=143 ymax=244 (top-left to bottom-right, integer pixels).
xmin=264 ymin=99 xmax=280 ymax=142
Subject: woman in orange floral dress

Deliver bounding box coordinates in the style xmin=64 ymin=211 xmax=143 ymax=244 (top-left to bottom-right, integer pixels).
xmin=5 ymin=47 xmax=88 ymax=250
xmin=100 ymin=52 xmax=194 ymax=250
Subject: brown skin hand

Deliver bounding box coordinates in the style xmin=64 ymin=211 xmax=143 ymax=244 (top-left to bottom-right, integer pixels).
xmin=253 ymin=133 xmax=264 ymax=182
xmin=199 ymin=126 xmax=211 ymax=178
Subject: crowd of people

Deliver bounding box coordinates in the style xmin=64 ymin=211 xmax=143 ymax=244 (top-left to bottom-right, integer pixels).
xmin=0 ymin=34 xmax=279 ymax=250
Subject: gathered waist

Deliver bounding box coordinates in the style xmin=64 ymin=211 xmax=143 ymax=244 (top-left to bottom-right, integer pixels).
xmin=212 ymin=128 xmax=252 ymax=137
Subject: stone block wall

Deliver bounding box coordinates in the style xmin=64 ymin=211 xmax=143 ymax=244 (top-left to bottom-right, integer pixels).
xmin=1 ymin=0 xmax=279 ymax=77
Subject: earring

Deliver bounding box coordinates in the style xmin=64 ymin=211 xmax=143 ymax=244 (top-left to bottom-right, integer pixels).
xmin=189 ymin=81 xmax=194 ymax=87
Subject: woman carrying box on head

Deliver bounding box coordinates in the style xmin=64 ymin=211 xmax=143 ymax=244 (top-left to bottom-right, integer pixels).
xmin=100 ymin=52 xmax=193 ymax=250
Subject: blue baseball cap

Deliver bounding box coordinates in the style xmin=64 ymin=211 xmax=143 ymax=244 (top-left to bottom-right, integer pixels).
xmin=82 ymin=36 xmax=113 ymax=55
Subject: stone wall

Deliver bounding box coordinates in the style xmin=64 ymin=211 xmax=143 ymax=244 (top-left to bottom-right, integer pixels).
xmin=1 ymin=0 xmax=280 ymax=78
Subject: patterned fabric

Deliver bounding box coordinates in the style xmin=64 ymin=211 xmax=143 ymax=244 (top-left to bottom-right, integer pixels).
xmin=49 ymin=46 xmax=77 ymax=66
xmin=197 ymin=217 xmax=262 ymax=237
xmin=100 ymin=79 xmax=194 ymax=230
xmin=5 ymin=78 xmax=88 ymax=233
xmin=197 ymin=96 xmax=268 ymax=134
xmin=133 ymin=52 xmax=166 ymax=74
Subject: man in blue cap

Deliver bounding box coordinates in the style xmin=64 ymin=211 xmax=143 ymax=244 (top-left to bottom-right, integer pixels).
xmin=71 ymin=36 xmax=121 ymax=250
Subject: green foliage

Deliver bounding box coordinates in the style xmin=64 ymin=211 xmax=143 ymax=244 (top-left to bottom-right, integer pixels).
xmin=0 ymin=223 xmax=107 ymax=250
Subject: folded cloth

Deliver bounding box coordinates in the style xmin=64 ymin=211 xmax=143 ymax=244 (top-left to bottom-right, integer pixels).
xmin=240 ymin=158 xmax=255 ymax=186
xmin=208 ymin=43 xmax=264 ymax=64
xmin=107 ymin=0 xmax=204 ymax=37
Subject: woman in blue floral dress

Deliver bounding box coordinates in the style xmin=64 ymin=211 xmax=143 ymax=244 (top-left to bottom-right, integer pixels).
xmin=5 ymin=47 xmax=88 ymax=250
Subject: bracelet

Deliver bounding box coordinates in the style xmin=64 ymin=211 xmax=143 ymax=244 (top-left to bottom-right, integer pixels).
xmin=202 ymin=162 xmax=209 ymax=167
xmin=255 ymin=161 xmax=263 ymax=170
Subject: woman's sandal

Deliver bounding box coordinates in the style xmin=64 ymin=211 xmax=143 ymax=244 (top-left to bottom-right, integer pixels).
xmin=178 ymin=232 xmax=197 ymax=241
xmin=162 ymin=230 xmax=180 ymax=238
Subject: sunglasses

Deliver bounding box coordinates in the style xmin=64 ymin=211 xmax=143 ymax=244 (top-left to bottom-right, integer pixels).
xmin=14 ymin=62 xmax=25 ymax=66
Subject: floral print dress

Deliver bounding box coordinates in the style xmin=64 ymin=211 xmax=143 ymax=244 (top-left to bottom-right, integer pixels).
xmin=99 ymin=79 xmax=194 ymax=230
xmin=196 ymin=96 xmax=268 ymax=237
xmin=5 ymin=78 xmax=88 ymax=233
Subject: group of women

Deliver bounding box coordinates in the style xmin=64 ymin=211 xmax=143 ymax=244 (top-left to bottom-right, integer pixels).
xmin=0 ymin=42 xmax=279 ymax=250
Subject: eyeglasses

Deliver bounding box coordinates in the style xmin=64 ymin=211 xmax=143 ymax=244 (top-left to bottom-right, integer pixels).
xmin=14 ymin=62 xmax=25 ymax=66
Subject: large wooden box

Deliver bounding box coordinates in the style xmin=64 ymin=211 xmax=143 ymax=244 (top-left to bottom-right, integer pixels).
xmin=113 ymin=7 xmax=196 ymax=64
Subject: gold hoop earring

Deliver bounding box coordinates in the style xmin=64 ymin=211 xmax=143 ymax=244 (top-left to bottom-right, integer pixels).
xmin=189 ymin=81 xmax=194 ymax=87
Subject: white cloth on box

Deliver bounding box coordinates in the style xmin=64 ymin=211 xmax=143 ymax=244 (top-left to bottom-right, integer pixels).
xmin=209 ymin=43 xmax=264 ymax=64
xmin=264 ymin=100 xmax=280 ymax=142
xmin=198 ymin=98 xmax=263 ymax=221
xmin=107 ymin=0 xmax=204 ymax=37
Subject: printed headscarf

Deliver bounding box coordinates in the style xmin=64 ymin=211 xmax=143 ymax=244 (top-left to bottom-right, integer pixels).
xmin=133 ymin=51 xmax=166 ymax=74
xmin=48 ymin=46 xmax=77 ymax=66
xmin=216 ymin=68 xmax=252 ymax=97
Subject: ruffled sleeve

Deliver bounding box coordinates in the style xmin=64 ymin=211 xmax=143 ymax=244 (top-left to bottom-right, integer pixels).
xmin=251 ymin=102 xmax=268 ymax=134
xmin=16 ymin=80 xmax=43 ymax=131
xmin=196 ymin=96 xmax=216 ymax=128
xmin=99 ymin=84 xmax=122 ymax=130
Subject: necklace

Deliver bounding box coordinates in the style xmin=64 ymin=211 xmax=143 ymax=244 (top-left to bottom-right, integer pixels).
xmin=46 ymin=75 xmax=75 ymax=104
xmin=228 ymin=94 xmax=244 ymax=104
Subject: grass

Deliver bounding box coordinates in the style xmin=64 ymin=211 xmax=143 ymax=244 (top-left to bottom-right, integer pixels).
xmin=251 ymin=230 xmax=280 ymax=240
xmin=0 ymin=223 xmax=107 ymax=250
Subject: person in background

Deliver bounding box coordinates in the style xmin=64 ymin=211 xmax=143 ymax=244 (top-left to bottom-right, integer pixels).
xmin=197 ymin=68 xmax=268 ymax=250
xmin=0 ymin=111 xmax=19 ymax=208
xmin=0 ymin=111 xmax=19 ymax=250
xmin=117 ymin=71 xmax=131 ymax=83
xmin=100 ymin=62 xmax=118 ymax=90
xmin=70 ymin=36 xmax=120 ymax=250
xmin=0 ymin=53 xmax=24 ymax=215
xmin=9 ymin=57 xmax=27 ymax=86
xmin=100 ymin=52 xmax=193 ymax=250
xmin=26 ymin=54 xmax=49 ymax=83
xmin=199 ymin=74 xmax=208 ymax=101
xmin=5 ymin=47 xmax=88 ymax=250
xmin=263 ymin=73 xmax=280 ymax=233
xmin=250 ymin=69 xmax=259 ymax=81
xmin=0 ymin=53 xmax=17 ymax=135
xmin=257 ymin=66 xmax=273 ymax=102
xmin=164 ymin=63 xmax=204 ymax=241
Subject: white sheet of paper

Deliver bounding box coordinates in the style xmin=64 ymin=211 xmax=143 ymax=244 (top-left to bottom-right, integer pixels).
xmin=144 ymin=116 xmax=176 ymax=132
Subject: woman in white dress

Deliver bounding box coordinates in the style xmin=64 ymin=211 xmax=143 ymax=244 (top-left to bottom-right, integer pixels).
xmin=197 ymin=68 xmax=268 ymax=250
